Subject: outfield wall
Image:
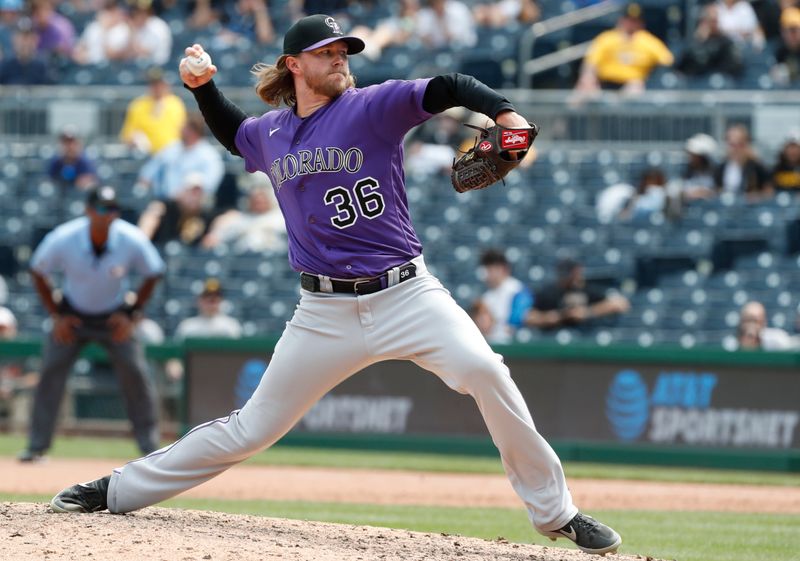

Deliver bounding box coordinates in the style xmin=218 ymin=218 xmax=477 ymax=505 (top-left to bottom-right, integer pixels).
xmin=2 ymin=339 xmax=798 ymax=471
xmin=181 ymin=338 xmax=800 ymax=472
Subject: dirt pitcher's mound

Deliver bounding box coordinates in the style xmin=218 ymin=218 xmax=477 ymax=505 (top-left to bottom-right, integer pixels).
xmin=2 ymin=502 xmax=661 ymax=561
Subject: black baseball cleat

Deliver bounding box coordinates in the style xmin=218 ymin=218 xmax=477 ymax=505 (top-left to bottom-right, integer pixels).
xmin=541 ymin=512 xmax=622 ymax=556
xmin=50 ymin=475 xmax=111 ymax=513
xmin=17 ymin=449 xmax=47 ymax=463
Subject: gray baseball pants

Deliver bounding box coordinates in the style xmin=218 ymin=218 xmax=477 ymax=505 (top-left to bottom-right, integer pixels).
xmin=108 ymin=256 xmax=577 ymax=532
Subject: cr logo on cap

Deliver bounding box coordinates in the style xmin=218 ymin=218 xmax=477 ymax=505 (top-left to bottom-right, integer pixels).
xmin=325 ymin=16 xmax=341 ymax=35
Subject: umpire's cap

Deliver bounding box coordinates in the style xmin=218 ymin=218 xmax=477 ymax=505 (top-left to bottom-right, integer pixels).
xmin=282 ymin=14 xmax=365 ymax=55
xmin=87 ymin=185 xmax=120 ymax=210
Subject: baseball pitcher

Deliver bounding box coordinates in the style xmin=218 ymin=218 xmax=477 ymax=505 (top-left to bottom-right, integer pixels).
xmin=51 ymin=14 xmax=621 ymax=556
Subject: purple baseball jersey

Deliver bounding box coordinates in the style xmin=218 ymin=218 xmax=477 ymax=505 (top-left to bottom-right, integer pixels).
xmin=235 ymin=78 xmax=433 ymax=278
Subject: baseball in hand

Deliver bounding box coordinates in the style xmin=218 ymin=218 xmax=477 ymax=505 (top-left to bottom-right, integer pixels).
xmin=186 ymin=52 xmax=212 ymax=76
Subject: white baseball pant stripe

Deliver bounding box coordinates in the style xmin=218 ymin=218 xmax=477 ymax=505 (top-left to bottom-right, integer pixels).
xmin=108 ymin=255 xmax=578 ymax=532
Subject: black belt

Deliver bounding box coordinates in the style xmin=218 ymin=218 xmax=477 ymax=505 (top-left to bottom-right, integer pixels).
xmin=300 ymin=263 xmax=417 ymax=295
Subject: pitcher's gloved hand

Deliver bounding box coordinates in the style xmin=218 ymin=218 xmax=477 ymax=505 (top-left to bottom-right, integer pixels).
xmin=451 ymin=123 xmax=539 ymax=193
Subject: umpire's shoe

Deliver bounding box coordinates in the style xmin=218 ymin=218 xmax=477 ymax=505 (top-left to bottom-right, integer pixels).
xmin=50 ymin=475 xmax=111 ymax=513
xmin=541 ymin=512 xmax=622 ymax=556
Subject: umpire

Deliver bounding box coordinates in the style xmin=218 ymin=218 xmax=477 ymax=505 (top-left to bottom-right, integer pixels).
xmin=19 ymin=186 xmax=166 ymax=462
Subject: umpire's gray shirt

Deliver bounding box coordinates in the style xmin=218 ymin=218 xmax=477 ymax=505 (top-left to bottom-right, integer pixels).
xmin=30 ymin=217 xmax=165 ymax=315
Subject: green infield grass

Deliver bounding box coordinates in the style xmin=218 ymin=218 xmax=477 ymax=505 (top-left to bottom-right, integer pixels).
xmin=2 ymin=433 xmax=800 ymax=487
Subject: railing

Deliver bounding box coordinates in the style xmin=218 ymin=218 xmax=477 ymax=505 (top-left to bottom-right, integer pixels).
xmin=517 ymin=0 xmax=620 ymax=88
xmin=1 ymin=85 xmax=799 ymax=153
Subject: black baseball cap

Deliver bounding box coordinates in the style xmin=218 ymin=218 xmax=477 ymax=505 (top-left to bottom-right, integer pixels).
xmin=87 ymin=185 xmax=120 ymax=210
xmin=282 ymin=14 xmax=365 ymax=55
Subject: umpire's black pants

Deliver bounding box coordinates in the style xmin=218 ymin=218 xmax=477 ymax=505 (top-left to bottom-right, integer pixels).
xmin=27 ymin=314 xmax=159 ymax=455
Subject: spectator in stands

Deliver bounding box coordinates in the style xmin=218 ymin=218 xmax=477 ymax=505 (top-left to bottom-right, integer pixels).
xmin=415 ymin=0 xmax=477 ymax=49
xmin=72 ymin=0 xmax=130 ymax=65
xmin=772 ymin=7 xmax=800 ymax=85
xmin=715 ymin=0 xmax=766 ymax=49
xmin=574 ymin=2 xmax=673 ymax=97
xmin=0 ymin=0 xmax=23 ymax=60
xmin=215 ymin=0 xmax=275 ymax=48
xmin=736 ymin=301 xmax=800 ymax=351
xmin=714 ymin=124 xmax=772 ymax=199
xmin=136 ymin=112 xmax=224 ymax=201
xmin=0 ymin=16 xmax=55 ymax=84
xmin=0 ymin=305 xmax=37 ymax=434
xmin=186 ymin=0 xmax=222 ymax=29
xmin=352 ymin=0 xmax=420 ymax=61
xmin=671 ymin=133 xmax=719 ymax=202
xmin=119 ymin=67 xmax=187 ymax=155
xmin=772 ymin=132 xmax=800 ymax=193
xmin=289 ymin=0 xmax=351 ymax=23
xmin=618 ymin=167 xmax=667 ymax=223
xmin=138 ymin=171 xmax=213 ymax=246
xmin=20 ymin=185 xmax=164 ymax=462
xmin=403 ymin=109 xmax=465 ymax=176
xmin=164 ymin=277 xmax=242 ymax=381
xmin=47 ymin=124 xmax=98 ymax=191
xmin=473 ymin=248 xmax=533 ymax=344
xmin=0 ymin=305 xmax=17 ymax=339
xmin=525 ymin=258 xmax=629 ymax=331
xmin=126 ymin=0 xmax=172 ymax=66
xmin=676 ymin=3 xmax=744 ymax=79
xmin=30 ymin=0 xmax=75 ymax=59
xmin=174 ymin=278 xmax=243 ymax=341
xmin=202 ymin=172 xmax=286 ymax=253
xmin=472 ymin=0 xmax=540 ymax=28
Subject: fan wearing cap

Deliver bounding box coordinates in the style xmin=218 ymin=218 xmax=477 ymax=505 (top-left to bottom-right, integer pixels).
xmin=0 ymin=15 xmax=55 ymax=85
xmin=575 ymin=2 xmax=673 ymax=95
xmin=670 ymin=133 xmax=719 ymax=202
xmin=162 ymin=278 xmax=243 ymax=383
xmin=49 ymin=14 xmax=622 ymax=558
xmin=119 ymin=66 xmax=187 ymax=155
xmin=174 ymin=278 xmax=242 ymax=341
xmin=19 ymin=186 xmax=165 ymax=463
xmin=47 ymin=124 xmax=98 ymax=191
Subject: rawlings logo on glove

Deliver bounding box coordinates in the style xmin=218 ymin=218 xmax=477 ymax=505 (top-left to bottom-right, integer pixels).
xmin=451 ymin=122 xmax=539 ymax=193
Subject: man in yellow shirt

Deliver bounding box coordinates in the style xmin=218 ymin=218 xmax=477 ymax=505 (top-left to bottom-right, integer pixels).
xmin=575 ymin=3 xmax=673 ymax=94
xmin=120 ymin=67 xmax=187 ymax=154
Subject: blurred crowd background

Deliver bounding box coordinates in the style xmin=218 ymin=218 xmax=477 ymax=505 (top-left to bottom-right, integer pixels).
xmin=0 ymin=0 xmax=799 ymax=363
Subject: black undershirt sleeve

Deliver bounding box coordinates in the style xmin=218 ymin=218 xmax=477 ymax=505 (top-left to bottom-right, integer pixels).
xmin=422 ymin=73 xmax=516 ymax=120
xmin=186 ymin=81 xmax=248 ymax=157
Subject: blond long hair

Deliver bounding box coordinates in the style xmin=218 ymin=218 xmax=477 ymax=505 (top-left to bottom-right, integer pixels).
xmin=252 ymin=54 xmax=357 ymax=107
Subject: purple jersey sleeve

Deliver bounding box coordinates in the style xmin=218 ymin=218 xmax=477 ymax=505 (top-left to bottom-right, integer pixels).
xmin=363 ymin=79 xmax=433 ymax=144
xmin=236 ymin=116 xmax=270 ymax=174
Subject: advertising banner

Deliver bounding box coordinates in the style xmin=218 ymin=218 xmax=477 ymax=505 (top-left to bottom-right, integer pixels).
xmin=186 ymin=351 xmax=800 ymax=450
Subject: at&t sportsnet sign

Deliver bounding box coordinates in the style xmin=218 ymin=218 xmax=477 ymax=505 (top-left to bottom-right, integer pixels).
xmin=184 ymin=343 xmax=800 ymax=458
xmin=606 ymin=370 xmax=800 ymax=448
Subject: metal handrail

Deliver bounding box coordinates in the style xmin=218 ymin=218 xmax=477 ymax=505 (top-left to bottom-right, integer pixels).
xmin=517 ymin=0 xmax=620 ymax=87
